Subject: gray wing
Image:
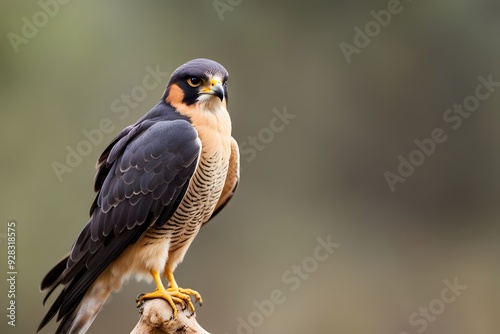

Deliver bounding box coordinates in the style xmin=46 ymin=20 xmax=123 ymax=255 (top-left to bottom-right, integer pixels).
xmin=39 ymin=118 xmax=200 ymax=332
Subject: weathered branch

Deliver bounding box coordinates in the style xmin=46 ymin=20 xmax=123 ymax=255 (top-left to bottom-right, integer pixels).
xmin=131 ymin=299 xmax=209 ymax=334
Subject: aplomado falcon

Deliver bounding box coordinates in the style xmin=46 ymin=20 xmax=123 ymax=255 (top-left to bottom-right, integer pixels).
xmin=38 ymin=58 xmax=240 ymax=334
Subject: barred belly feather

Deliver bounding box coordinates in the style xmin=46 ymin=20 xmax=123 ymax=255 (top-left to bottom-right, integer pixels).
xmin=144 ymin=151 xmax=229 ymax=249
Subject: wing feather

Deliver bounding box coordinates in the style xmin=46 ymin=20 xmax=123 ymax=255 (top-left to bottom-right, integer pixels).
xmin=39 ymin=103 xmax=200 ymax=332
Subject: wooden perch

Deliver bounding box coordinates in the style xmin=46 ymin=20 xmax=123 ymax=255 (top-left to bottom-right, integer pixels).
xmin=131 ymin=299 xmax=210 ymax=334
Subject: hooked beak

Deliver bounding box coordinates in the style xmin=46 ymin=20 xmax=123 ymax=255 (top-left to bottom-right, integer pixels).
xmin=200 ymin=79 xmax=224 ymax=101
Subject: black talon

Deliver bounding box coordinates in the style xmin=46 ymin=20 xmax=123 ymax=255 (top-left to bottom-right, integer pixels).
xmin=189 ymin=295 xmax=202 ymax=307
xmin=136 ymin=293 xmax=145 ymax=307
xmin=186 ymin=310 xmax=195 ymax=318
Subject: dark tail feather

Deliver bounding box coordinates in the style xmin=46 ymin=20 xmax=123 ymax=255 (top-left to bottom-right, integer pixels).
xmin=56 ymin=279 xmax=111 ymax=334
xmin=41 ymin=255 xmax=69 ymax=305
xmin=38 ymin=255 xmax=69 ymax=331
xmin=38 ymin=273 xmax=111 ymax=334
xmin=38 ymin=285 xmax=67 ymax=331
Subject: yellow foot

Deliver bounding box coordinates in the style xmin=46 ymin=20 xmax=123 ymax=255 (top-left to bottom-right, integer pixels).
xmin=168 ymin=287 xmax=203 ymax=312
xmin=136 ymin=289 xmax=185 ymax=319
xmin=137 ymin=269 xmax=204 ymax=319
xmin=136 ymin=287 xmax=203 ymax=319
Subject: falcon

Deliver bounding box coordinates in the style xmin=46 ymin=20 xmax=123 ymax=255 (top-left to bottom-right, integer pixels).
xmin=38 ymin=58 xmax=239 ymax=334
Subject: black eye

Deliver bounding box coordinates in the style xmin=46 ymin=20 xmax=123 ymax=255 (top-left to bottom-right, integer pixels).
xmin=187 ymin=77 xmax=201 ymax=87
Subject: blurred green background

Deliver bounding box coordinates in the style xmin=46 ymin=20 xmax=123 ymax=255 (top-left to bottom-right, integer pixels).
xmin=1 ymin=0 xmax=500 ymax=333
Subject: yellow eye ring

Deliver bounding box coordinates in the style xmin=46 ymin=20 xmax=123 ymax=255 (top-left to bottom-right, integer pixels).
xmin=187 ymin=77 xmax=202 ymax=87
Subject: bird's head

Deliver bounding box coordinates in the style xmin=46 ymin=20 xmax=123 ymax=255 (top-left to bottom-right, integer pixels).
xmin=164 ymin=58 xmax=229 ymax=110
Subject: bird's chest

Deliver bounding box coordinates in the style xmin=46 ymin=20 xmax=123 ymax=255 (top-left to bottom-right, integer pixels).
xmin=184 ymin=150 xmax=230 ymax=218
xmin=167 ymin=150 xmax=229 ymax=247
xmin=144 ymin=139 xmax=230 ymax=248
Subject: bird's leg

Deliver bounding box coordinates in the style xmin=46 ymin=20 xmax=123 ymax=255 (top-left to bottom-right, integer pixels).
xmin=136 ymin=269 xmax=185 ymax=319
xmin=165 ymin=267 xmax=203 ymax=316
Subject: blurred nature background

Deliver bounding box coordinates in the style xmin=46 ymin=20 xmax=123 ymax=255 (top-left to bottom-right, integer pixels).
xmin=1 ymin=0 xmax=500 ymax=333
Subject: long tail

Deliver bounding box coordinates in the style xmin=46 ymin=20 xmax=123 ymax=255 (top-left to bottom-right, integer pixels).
xmin=55 ymin=281 xmax=111 ymax=334
xmin=38 ymin=255 xmax=111 ymax=334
